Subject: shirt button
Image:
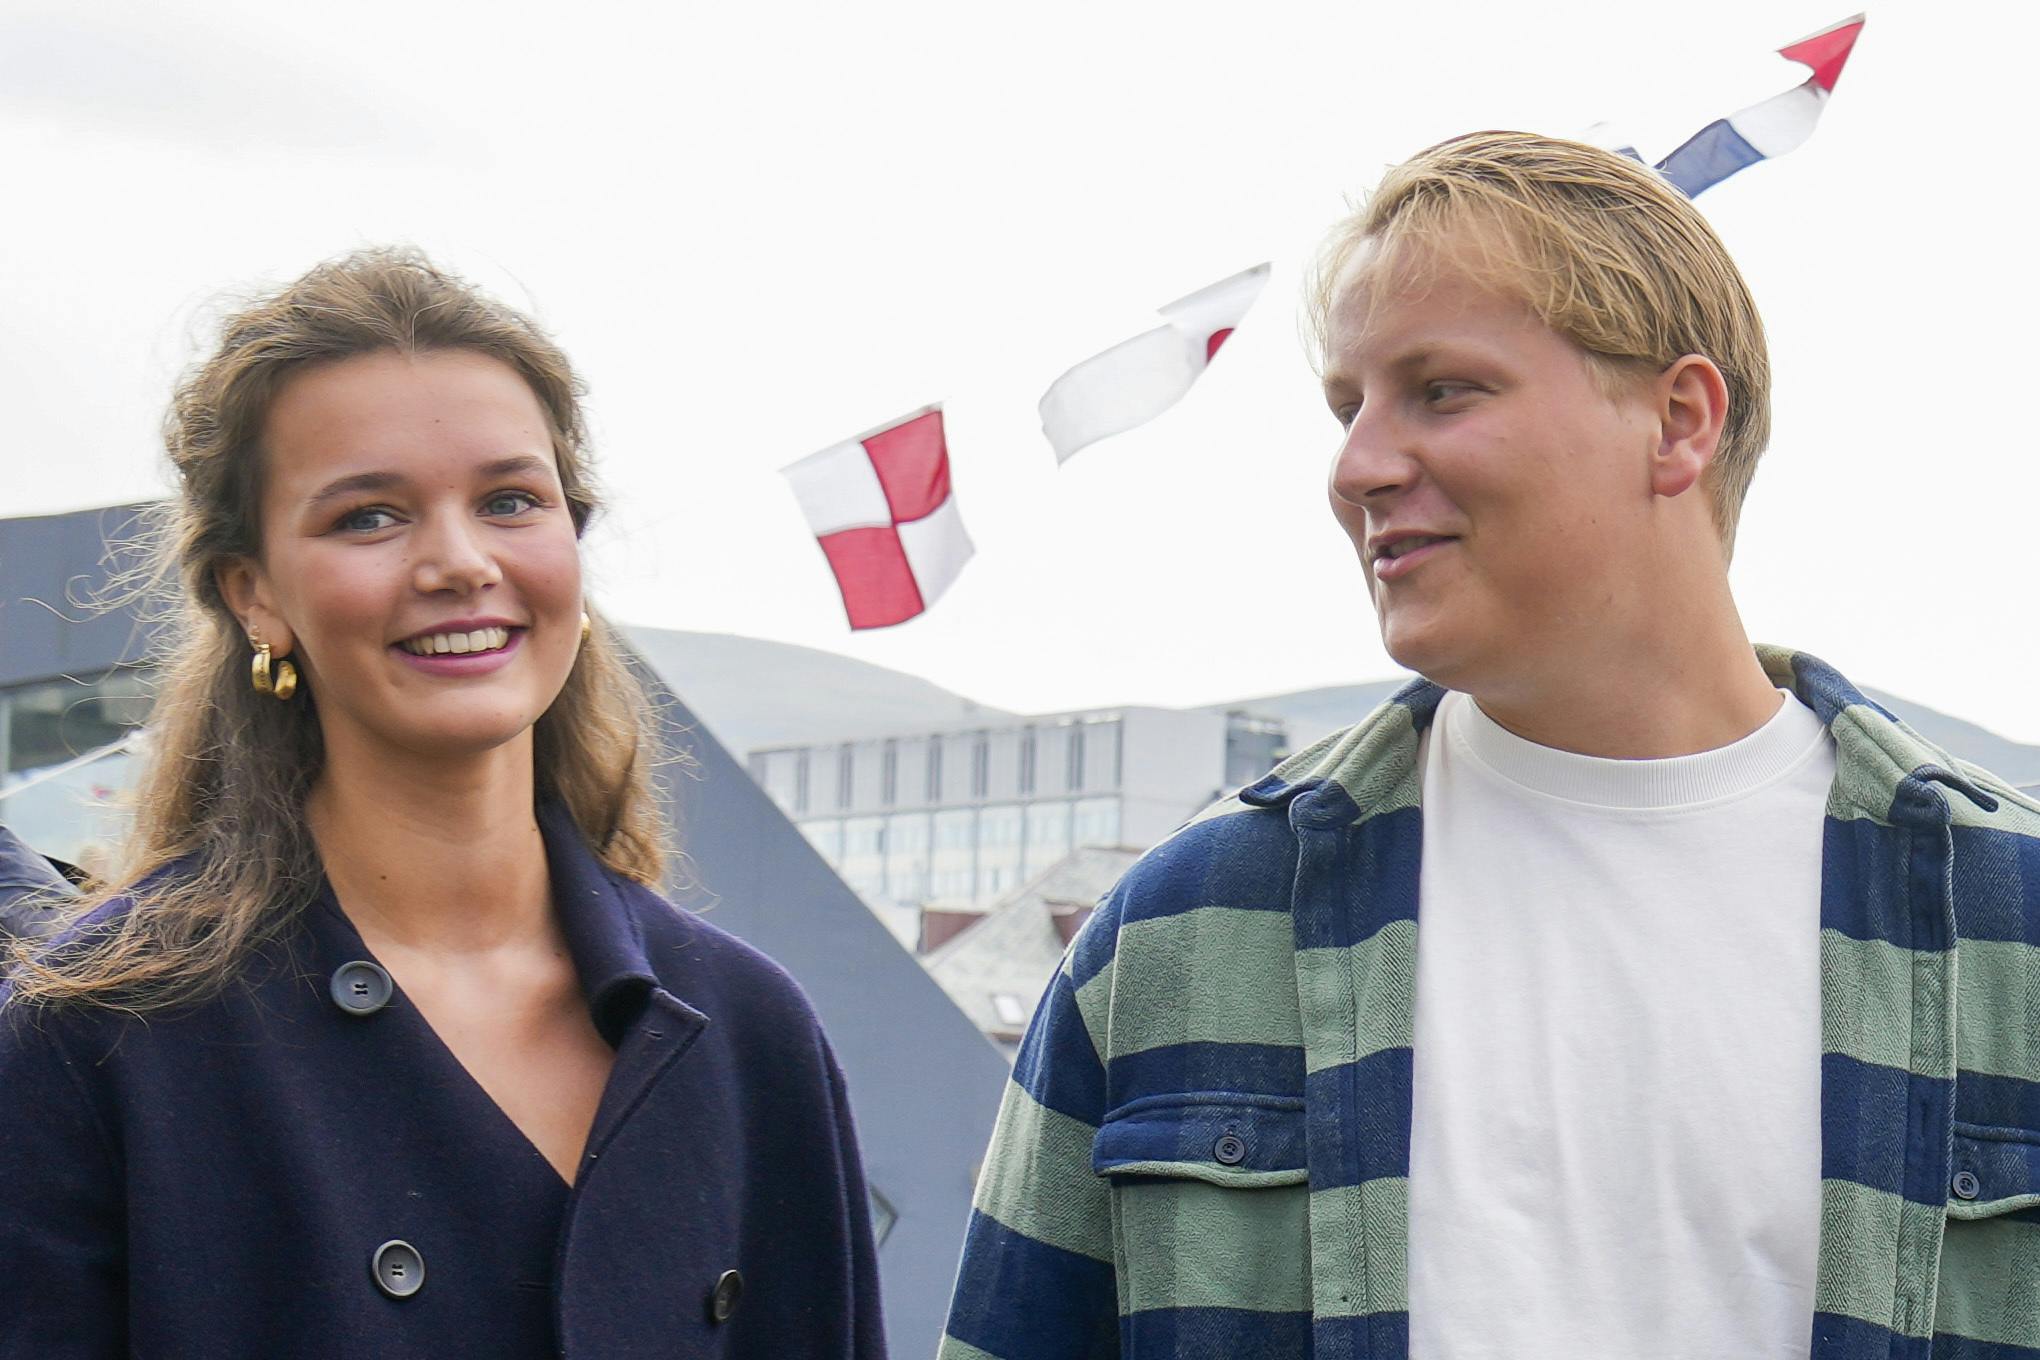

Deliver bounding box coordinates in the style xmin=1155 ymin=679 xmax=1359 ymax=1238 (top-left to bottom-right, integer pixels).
xmin=1213 ymin=1133 xmax=1248 ymax=1166
xmin=1952 ymin=1170 xmax=1982 ymax=1201
xmin=330 ymin=960 xmax=393 ymax=1016
xmin=372 ymin=1240 xmax=425 ymax=1298
xmin=707 ymin=1269 xmax=744 ymax=1324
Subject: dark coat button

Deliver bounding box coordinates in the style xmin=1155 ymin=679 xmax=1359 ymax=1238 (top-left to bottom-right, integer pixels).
xmin=372 ymin=1240 xmax=425 ymax=1298
xmin=1953 ymin=1170 xmax=1982 ymax=1201
xmin=1213 ymin=1133 xmax=1248 ymax=1166
xmin=330 ymin=960 xmax=393 ymax=1015
xmin=707 ymin=1269 xmax=744 ymax=1324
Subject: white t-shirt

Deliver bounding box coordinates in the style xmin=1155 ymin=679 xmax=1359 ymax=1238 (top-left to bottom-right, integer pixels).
xmin=1406 ymin=689 xmax=1834 ymax=1359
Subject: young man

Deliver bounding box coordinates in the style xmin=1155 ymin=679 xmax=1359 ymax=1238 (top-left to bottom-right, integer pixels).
xmin=941 ymin=132 xmax=2040 ymax=1358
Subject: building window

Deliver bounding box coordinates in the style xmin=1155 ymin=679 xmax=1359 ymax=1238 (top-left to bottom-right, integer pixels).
xmin=1066 ymin=726 xmax=1085 ymax=792
xmin=926 ymin=735 xmax=943 ymax=803
xmin=971 ymin=732 xmax=989 ymax=799
xmin=794 ymin=750 xmax=810 ymax=814
xmin=2 ymin=669 xmax=153 ymax=776
xmin=1074 ymin=797 xmax=1120 ymax=848
xmin=800 ymin=819 xmax=844 ymax=862
xmin=837 ymin=743 xmax=855 ymax=809
xmin=1019 ymin=726 xmax=1037 ymax=795
xmin=882 ymin=739 xmax=898 ymax=807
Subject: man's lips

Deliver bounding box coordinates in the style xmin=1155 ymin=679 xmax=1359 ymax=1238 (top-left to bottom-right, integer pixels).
xmin=1371 ymin=535 xmax=1458 ymax=581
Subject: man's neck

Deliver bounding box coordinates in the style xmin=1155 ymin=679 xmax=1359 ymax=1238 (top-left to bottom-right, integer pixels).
xmin=1469 ymin=579 xmax=1785 ymax=760
xmin=307 ymin=733 xmax=553 ymax=954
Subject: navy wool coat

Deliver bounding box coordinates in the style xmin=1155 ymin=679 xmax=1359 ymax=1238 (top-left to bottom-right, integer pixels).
xmin=0 ymin=805 xmax=887 ymax=1358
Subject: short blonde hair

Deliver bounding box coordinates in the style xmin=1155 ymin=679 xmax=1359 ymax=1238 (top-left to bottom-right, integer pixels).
xmin=1308 ymin=131 xmax=1772 ymax=549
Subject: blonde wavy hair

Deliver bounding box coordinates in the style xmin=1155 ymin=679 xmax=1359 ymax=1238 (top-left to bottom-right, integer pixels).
xmin=1308 ymin=130 xmax=1773 ymax=552
xmin=9 ymin=247 xmax=671 ymax=1011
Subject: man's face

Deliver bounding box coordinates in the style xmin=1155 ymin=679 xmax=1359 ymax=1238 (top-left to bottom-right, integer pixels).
xmin=1321 ymin=240 xmax=1663 ymax=696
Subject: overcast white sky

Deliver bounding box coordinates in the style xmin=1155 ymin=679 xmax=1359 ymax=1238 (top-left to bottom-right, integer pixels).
xmin=7 ymin=0 xmax=2037 ymax=740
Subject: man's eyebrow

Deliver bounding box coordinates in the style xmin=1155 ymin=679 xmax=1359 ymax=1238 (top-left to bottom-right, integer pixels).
xmin=302 ymin=455 xmax=556 ymax=511
xmin=1321 ymin=344 xmax=1441 ymax=398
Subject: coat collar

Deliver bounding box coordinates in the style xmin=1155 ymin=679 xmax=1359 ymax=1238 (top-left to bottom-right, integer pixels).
xmin=304 ymin=801 xmax=685 ymax=1049
xmin=534 ymin=802 xmax=663 ymax=1046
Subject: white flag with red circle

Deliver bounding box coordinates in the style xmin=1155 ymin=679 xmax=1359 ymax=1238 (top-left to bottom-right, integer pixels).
xmin=1038 ymin=263 xmax=1270 ymax=464
xmin=781 ymin=405 xmax=974 ymax=630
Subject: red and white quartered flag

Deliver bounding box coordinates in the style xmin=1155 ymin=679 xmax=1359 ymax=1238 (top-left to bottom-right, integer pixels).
xmin=1038 ymin=263 xmax=1270 ymax=464
xmin=781 ymin=404 xmax=974 ymax=630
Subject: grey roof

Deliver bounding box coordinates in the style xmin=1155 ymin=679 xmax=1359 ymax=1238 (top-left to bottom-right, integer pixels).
xmin=925 ymin=845 xmax=1142 ymax=1046
xmin=0 ymin=504 xmax=159 ymax=688
xmin=633 ymin=667 xmax=1008 ymax=1354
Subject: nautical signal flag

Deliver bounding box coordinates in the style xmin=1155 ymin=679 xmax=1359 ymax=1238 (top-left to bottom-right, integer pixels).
xmin=781 ymin=404 xmax=974 ymax=631
xmin=1657 ymin=13 xmax=1864 ymax=197
xmin=1038 ymin=263 xmax=1270 ymax=464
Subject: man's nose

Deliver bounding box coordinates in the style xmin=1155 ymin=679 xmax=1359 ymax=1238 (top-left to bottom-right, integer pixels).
xmin=1329 ymin=405 xmax=1419 ymax=510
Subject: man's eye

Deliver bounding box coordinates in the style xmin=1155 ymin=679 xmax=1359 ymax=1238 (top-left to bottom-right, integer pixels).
xmin=1425 ymin=382 xmax=1475 ymax=405
xmin=1332 ymin=403 xmax=1359 ymax=429
xmin=484 ymin=490 xmax=542 ymax=517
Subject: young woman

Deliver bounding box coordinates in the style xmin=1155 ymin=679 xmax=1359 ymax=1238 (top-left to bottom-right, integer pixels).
xmin=0 ymin=250 xmax=886 ymax=1358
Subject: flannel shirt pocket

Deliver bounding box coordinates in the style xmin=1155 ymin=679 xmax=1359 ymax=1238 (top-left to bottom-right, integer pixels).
xmin=1946 ymin=1123 xmax=2040 ymax=1221
xmin=1934 ymin=1123 xmax=2040 ymax=1347
xmin=1092 ymin=1092 xmax=1308 ymax=1186
xmin=1091 ymin=1093 xmax=1313 ymax=1323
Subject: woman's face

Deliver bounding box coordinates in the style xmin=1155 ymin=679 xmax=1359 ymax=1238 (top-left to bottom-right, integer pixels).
xmin=220 ymin=348 xmax=585 ymax=766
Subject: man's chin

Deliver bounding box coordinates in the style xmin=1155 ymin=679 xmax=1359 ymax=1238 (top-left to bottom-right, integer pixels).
xmin=1379 ymin=617 xmax=1478 ymax=691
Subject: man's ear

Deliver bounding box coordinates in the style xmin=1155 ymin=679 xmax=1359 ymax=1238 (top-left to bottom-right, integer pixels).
xmin=1649 ymin=354 xmax=1730 ymax=501
xmin=214 ymin=557 xmax=295 ymax=656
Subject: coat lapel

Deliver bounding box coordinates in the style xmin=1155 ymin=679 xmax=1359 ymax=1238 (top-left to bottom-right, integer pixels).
xmin=538 ymin=804 xmax=712 ymax=1164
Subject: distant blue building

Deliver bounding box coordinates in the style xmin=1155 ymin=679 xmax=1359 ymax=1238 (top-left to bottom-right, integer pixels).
xmin=0 ymin=503 xmax=1008 ymax=1356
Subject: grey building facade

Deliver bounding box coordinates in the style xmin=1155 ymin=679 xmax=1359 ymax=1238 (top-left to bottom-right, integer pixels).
xmin=748 ymin=707 xmax=1286 ymax=907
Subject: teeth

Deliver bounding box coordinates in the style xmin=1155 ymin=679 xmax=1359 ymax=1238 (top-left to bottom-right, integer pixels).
xmin=400 ymin=626 xmax=511 ymax=656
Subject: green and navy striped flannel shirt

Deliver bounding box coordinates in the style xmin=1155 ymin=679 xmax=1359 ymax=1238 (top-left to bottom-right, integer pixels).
xmin=941 ymin=648 xmax=2040 ymax=1359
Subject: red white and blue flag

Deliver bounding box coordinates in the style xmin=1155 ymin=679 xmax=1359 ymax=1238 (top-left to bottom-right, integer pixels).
xmin=1037 ymin=263 xmax=1270 ymax=464
xmin=1656 ymin=14 xmax=1865 ymax=197
xmin=781 ymin=405 xmax=974 ymax=630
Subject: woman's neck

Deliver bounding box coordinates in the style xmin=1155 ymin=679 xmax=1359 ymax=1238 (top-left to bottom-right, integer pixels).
xmin=306 ymin=731 xmax=552 ymax=953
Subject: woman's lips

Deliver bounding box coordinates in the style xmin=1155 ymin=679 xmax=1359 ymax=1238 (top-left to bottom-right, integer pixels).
xmin=390 ymin=628 xmax=526 ymax=676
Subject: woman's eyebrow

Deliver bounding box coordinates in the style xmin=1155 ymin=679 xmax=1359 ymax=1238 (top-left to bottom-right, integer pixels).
xmin=303 ymin=455 xmax=555 ymax=512
xmin=478 ymin=454 xmax=554 ymax=482
xmin=304 ymin=470 xmax=402 ymax=511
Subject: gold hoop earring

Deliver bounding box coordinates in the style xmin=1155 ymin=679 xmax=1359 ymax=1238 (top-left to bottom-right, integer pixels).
xmin=580 ymin=612 xmax=592 ymax=645
xmin=250 ymin=638 xmax=299 ymax=701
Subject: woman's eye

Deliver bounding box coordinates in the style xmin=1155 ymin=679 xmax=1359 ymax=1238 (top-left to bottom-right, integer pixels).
xmin=336 ymin=507 xmax=398 ymax=533
xmin=483 ymin=490 xmax=542 ymax=517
